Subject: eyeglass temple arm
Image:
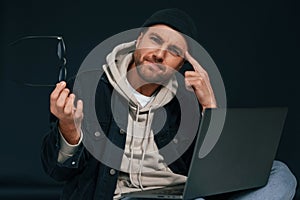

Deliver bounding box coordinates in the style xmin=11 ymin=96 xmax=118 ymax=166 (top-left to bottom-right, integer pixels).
xmin=8 ymin=35 xmax=63 ymax=46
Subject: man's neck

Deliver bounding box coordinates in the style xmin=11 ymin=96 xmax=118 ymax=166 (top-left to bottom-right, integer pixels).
xmin=127 ymin=62 xmax=160 ymax=97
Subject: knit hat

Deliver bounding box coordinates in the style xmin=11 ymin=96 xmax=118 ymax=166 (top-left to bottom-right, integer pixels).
xmin=142 ymin=8 xmax=198 ymax=42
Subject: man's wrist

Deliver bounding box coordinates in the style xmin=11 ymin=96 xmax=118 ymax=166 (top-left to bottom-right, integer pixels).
xmin=202 ymin=103 xmax=217 ymax=110
xmin=57 ymin=128 xmax=83 ymax=163
xmin=58 ymin=121 xmax=81 ymax=145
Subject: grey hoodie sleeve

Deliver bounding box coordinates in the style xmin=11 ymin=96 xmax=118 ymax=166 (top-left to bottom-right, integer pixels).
xmin=57 ymin=128 xmax=83 ymax=163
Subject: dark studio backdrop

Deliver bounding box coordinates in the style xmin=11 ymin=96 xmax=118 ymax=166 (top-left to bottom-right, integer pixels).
xmin=0 ymin=0 xmax=299 ymax=199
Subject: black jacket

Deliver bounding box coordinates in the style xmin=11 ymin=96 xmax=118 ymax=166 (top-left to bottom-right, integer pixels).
xmin=41 ymin=73 xmax=200 ymax=200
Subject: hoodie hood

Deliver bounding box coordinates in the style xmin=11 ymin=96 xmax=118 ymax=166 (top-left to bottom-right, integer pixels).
xmin=103 ymin=40 xmax=178 ymax=112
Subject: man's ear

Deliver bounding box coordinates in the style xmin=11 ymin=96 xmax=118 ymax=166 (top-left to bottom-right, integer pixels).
xmin=136 ymin=32 xmax=144 ymax=48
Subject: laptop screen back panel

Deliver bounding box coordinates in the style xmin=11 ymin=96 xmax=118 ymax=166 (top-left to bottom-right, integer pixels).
xmin=184 ymin=108 xmax=287 ymax=199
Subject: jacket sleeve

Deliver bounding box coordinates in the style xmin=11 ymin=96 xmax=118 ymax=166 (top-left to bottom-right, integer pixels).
xmin=41 ymin=116 xmax=89 ymax=182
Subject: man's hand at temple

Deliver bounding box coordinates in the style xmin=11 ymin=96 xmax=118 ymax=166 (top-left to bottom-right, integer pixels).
xmin=184 ymin=51 xmax=217 ymax=111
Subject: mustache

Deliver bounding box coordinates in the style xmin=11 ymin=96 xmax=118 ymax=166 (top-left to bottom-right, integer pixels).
xmin=143 ymin=56 xmax=166 ymax=71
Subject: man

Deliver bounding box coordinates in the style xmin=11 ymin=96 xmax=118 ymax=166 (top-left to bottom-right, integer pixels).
xmin=41 ymin=8 xmax=297 ymax=199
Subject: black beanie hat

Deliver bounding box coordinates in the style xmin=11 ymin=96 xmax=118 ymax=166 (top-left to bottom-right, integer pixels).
xmin=142 ymin=8 xmax=198 ymax=42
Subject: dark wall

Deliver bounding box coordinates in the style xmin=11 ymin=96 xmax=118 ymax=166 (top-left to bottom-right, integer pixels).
xmin=1 ymin=0 xmax=299 ymax=199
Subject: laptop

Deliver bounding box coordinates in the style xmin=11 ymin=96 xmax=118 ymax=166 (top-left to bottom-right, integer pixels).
xmin=121 ymin=107 xmax=288 ymax=199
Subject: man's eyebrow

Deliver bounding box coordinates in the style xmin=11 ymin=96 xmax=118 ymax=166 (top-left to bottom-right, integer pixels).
xmin=149 ymin=32 xmax=164 ymax=42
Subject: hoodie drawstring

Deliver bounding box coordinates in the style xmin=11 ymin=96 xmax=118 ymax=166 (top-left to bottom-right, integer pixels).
xmin=129 ymin=105 xmax=140 ymax=188
xmin=128 ymin=105 xmax=154 ymax=190
xmin=138 ymin=106 xmax=153 ymax=190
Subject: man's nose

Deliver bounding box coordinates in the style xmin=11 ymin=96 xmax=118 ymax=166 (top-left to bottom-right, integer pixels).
xmin=153 ymin=48 xmax=167 ymax=63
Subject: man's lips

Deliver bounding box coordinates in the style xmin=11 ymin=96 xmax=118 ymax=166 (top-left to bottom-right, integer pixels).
xmin=144 ymin=61 xmax=165 ymax=72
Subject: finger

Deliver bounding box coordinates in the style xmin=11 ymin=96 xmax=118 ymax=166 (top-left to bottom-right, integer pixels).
xmin=185 ymin=51 xmax=206 ymax=73
xmin=185 ymin=76 xmax=204 ymax=82
xmin=186 ymin=78 xmax=206 ymax=88
xmin=185 ymin=79 xmax=194 ymax=92
xmin=74 ymin=100 xmax=83 ymax=120
xmin=185 ymin=71 xmax=210 ymax=84
xmin=56 ymin=88 xmax=70 ymax=110
xmin=185 ymin=75 xmax=213 ymax=93
xmin=50 ymin=81 xmax=66 ymax=105
xmin=64 ymin=93 xmax=75 ymax=115
xmin=185 ymin=71 xmax=198 ymax=77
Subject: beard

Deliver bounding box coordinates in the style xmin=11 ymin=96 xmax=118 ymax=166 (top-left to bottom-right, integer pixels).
xmin=133 ymin=51 xmax=175 ymax=84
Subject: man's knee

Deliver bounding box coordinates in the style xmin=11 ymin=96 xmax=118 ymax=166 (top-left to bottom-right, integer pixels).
xmin=270 ymin=160 xmax=297 ymax=198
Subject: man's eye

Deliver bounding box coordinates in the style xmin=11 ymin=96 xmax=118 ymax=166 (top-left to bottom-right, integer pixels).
xmin=169 ymin=48 xmax=181 ymax=57
xmin=150 ymin=36 xmax=161 ymax=44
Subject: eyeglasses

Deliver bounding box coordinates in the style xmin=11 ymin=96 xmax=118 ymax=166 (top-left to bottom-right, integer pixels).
xmin=9 ymin=35 xmax=67 ymax=86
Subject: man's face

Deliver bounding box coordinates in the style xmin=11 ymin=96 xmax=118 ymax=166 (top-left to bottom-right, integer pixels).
xmin=133 ymin=24 xmax=188 ymax=84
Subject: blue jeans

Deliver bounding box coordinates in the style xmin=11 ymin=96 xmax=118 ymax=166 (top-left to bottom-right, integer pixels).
xmin=225 ymin=160 xmax=297 ymax=200
xmin=121 ymin=160 xmax=297 ymax=200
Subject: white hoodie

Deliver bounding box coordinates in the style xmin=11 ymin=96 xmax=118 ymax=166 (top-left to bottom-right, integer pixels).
xmin=103 ymin=41 xmax=186 ymax=199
